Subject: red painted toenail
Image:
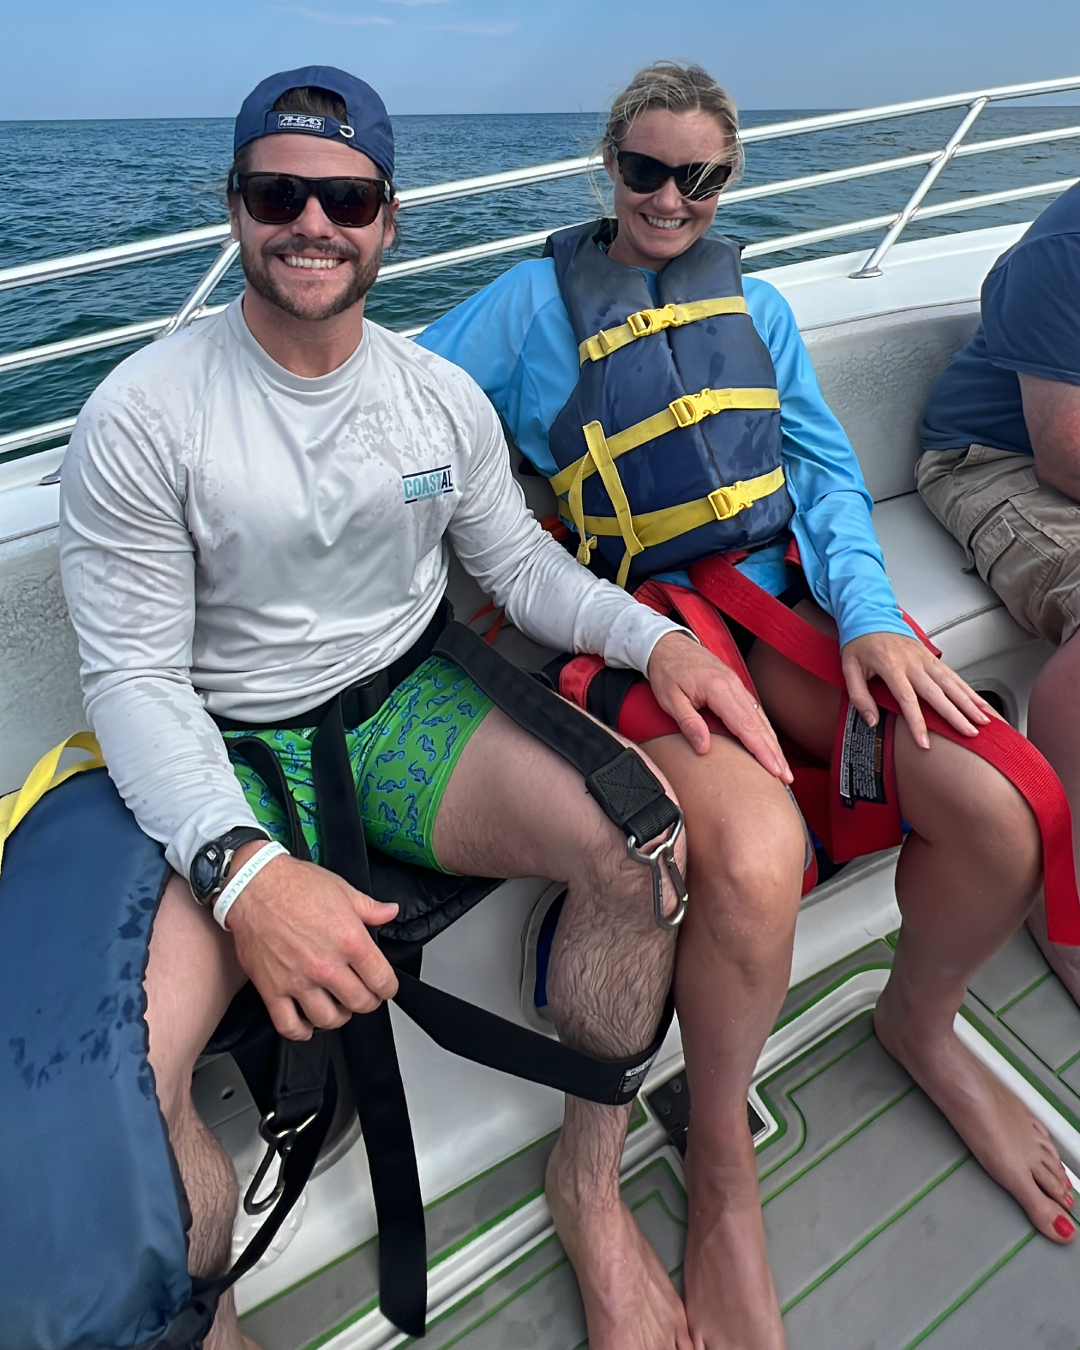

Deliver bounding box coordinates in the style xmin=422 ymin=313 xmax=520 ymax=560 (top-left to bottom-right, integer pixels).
xmin=1054 ymin=1216 xmax=1074 ymax=1238
xmin=1066 ymin=1193 xmax=1075 ymax=1208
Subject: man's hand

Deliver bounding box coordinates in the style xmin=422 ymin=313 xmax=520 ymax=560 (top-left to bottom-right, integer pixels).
xmin=841 ymin=632 xmax=994 ymax=749
xmin=224 ymin=848 xmax=400 ymax=1039
xmin=647 ymin=630 xmax=792 ymax=780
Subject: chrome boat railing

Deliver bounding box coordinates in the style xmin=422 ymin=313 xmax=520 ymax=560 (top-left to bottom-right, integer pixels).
xmin=2 ymin=74 xmax=1079 ymax=467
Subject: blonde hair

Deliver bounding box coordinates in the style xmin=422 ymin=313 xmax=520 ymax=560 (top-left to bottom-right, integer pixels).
xmin=602 ymin=61 xmax=743 ymax=183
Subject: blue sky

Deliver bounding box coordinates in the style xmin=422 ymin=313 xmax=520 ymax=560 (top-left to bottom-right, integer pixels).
xmin=2 ymin=0 xmax=1079 ymax=119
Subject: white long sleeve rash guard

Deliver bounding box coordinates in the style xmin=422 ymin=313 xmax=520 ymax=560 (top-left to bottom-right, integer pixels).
xmin=59 ymin=300 xmax=680 ymax=878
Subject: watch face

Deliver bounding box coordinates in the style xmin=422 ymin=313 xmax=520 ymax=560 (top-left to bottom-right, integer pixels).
xmin=190 ymin=845 xmax=224 ymax=901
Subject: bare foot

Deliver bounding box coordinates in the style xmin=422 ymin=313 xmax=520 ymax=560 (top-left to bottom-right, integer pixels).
xmin=683 ymin=1129 xmax=786 ymax=1350
xmin=875 ymin=985 xmax=1076 ymax=1244
xmin=546 ymin=1144 xmax=692 ymax=1350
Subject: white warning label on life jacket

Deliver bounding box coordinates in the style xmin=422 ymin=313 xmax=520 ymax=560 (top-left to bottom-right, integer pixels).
xmin=838 ymin=702 xmax=888 ymax=808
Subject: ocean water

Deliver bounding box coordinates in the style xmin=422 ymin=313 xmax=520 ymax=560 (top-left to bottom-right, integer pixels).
xmin=1 ymin=106 xmax=1078 ymax=452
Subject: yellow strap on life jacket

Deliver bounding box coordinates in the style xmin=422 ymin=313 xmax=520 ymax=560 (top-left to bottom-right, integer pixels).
xmin=0 ymin=732 xmax=105 ymax=873
xmin=567 ymin=421 xmax=645 ymax=570
xmin=578 ymin=297 xmax=749 ymax=365
xmin=579 ymin=467 xmax=787 ymax=587
xmin=549 ymin=386 xmax=781 ymax=501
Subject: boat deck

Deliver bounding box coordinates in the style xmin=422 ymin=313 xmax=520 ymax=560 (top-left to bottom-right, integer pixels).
xmin=225 ymin=929 xmax=1080 ymax=1349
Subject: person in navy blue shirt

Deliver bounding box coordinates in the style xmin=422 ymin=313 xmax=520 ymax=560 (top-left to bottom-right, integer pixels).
xmin=423 ymin=59 xmax=1077 ymax=1350
xmin=919 ymin=181 xmax=1080 ymax=1010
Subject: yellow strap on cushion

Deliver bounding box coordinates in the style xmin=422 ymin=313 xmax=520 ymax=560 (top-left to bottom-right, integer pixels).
xmin=579 ymin=467 xmax=787 ymax=587
xmin=578 ymin=297 xmax=749 ymax=365
xmin=549 ymin=387 xmax=781 ymax=499
xmin=0 ymin=732 xmax=105 ymax=873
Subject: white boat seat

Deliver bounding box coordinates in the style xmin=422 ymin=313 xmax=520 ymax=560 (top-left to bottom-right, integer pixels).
xmin=800 ymin=298 xmax=1035 ymax=671
xmin=874 ymin=492 xmax=1032 ymax=670
xmin=802 ymin=300 xmax=981 ymax=505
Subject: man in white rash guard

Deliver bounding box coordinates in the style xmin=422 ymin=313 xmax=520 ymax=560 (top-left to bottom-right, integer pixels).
xmin=58 ymin=68 xmax=789 ymax=1350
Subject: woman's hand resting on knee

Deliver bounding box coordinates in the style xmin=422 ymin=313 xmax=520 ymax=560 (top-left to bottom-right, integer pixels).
xmin=648 ymin=631 xmax=793 ymax=779
xmin=841 ymin=632 xmax=996 ymax=750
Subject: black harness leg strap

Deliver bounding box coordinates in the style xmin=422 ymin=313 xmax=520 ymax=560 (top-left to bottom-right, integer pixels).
xmin=311 ymin=690 xmax=429 ymax=1339
xmin=137 ymin=1059 xmax=338 ymax=1350
xmin=243 ymin=1034 xmax=332 ymax=1217
xmin=210 ymin=617 xmax=686 ymax=1341
xmin=434 ymin=622 xmax=688 ymax=928
xmin=227 ymin=737 xmax=313 ymax=863
xmin=338 ymin=1005 xmax=428 ymax=1338
xmin=394 ymin=971 xmax=674 ymax=1103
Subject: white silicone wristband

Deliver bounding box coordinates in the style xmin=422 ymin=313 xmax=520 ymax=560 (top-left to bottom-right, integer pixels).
xmin=212 ymin=841 xmax=288 ymax=930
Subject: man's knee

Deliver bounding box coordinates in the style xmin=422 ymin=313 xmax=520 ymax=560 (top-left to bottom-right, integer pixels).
xmin=145 ymin=874 xmax=246 ymax=1126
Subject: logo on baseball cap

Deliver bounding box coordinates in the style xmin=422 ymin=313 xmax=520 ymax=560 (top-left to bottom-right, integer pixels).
xmin=234 ymin=66 xmax=395 ymax=181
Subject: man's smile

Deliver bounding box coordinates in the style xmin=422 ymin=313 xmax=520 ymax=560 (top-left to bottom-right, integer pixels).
xmin=280 ymin=254 xmax=345 ymax=270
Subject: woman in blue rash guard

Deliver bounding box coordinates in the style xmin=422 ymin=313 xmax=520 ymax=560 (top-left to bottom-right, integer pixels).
xmin=420 ymin=61 xmax=1075 ymax=1348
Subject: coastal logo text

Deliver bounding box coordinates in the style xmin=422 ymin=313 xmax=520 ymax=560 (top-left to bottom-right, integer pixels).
xmin=402 ymin=465 xmax=455 ymax=504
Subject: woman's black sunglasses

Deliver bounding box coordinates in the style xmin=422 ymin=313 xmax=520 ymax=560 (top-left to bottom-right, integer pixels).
xmin=615 ymin=150 xmax=733 ymax=201
xmin=230 ymin=172 xmax=391 ymax=228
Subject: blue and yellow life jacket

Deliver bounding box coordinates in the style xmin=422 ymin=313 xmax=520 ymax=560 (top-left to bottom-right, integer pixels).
xmin=545 ymin=219 xmax=793 ymax=586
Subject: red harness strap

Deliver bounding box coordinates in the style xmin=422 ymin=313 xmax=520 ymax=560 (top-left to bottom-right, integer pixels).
xmin=688 ymin=553 xmax=1080 ymax=946
xmin=557 ymin=580 xmax=821 ymax=894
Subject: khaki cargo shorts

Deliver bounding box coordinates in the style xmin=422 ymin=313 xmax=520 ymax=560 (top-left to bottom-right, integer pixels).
xmin=916 ymin=442 xmax=1080 ymax=645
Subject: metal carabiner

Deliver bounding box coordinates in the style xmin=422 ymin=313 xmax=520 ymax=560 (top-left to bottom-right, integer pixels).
xmin=243 ymin=1108 xmax=319 ymax=1216
xmin=627 ymin=813 xmax=689 ymax=930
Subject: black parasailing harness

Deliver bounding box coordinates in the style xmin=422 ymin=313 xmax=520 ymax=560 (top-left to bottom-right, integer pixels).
xmin=189 ymin=606 xmax=687 ymax=1342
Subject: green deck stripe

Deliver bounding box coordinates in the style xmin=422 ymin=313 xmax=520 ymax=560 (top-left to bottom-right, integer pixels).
xmin=779 ymin=1153 xmax=972 ymax=1315
xmin=901 ymin=1229 xmax=1037 ymax=1348
xmin=762 ymin=1082 xmax=917 ymax=1200
xmin=430 ymin=1248 xmax=570 ymax=1349
xmin=757 ymin=1023 xmax=880 ymax=1184
xmin=993 ymin=968 xmax=1054 ymax=1016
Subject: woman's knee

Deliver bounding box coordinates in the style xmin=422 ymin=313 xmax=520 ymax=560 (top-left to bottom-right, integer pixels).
xmin=900 ymin=735 xmax=1042 ymax=886
xmin=689 ymin=786 xmax=805 ymax=931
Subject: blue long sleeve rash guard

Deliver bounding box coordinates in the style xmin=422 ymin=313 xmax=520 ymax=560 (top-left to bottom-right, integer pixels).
xmin=417 ymin=256 xmax=909 ymax=648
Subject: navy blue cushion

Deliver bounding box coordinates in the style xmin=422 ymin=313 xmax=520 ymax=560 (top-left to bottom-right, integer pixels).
xmin=0 ymin=769 xmax=186 ymax=1349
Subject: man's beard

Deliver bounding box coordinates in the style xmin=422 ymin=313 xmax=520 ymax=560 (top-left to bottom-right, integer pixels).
xmin=240 ymin=234 xmax=383 ymax=321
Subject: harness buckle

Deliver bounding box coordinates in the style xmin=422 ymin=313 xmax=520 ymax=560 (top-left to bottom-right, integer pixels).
xmin=669 ymin=394 xmax=700 ymax=428
xmin=708 ymin=482 xmax=752 ymax=520
xmin=627 ymin=813 xmax=689 ymax=930
xmin=627 ymin=304 xmax=678 ymax=338
xmin=244 ymin=1108 xmax=320 ymax=1215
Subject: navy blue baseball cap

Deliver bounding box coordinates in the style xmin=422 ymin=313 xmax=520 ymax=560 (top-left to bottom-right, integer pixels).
xmin=234 ymin=66 xmax=394 ymax=181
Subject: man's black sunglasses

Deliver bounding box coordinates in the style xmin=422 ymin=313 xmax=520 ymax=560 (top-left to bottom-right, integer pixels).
xmin=615 ymin=150 xmax=733 ymax=201
xmin=230 ymin=172 xmax=392 ymax=228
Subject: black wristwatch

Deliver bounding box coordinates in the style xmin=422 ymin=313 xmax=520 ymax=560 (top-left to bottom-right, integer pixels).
xmin=189 ymin=827 xmax=271 ymax=906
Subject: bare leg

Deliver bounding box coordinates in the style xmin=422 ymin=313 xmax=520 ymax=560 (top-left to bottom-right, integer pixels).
xmin=1026 ymin=629 xmax=1080 ymax=1001
xmin=643 ymin=732 xmax=805 ymax=1350
xmin=145 ymin=874 xmax=254 ymax=1350
xmin=752 ymin=601 xmax=1075 ymax=1244
xmin=433 ymin=708 xmax=690 ymax=1350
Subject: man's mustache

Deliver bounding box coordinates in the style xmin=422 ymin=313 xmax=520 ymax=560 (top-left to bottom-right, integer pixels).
xmin=262 ymin=236 xmax=359 ymax=261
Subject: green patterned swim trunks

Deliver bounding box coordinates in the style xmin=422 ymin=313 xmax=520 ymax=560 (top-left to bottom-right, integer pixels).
xmin=223 ymin=655 xmax=493 ymax=873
